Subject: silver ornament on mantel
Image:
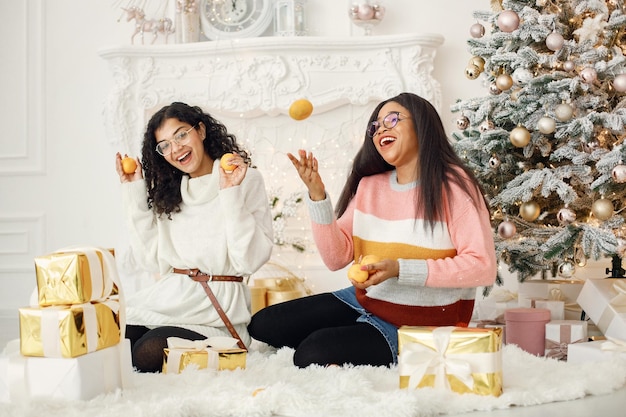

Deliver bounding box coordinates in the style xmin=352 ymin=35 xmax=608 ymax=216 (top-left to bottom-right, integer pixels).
xmin=557 ymin=260 xmax=576 ymax=278
xmin=611 ymin=164 xmax=626 ymax=183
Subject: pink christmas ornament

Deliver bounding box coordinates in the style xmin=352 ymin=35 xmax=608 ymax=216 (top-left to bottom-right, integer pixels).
xmin=563 ymin=60 xmax=575 ymax=72
xmin=498 ymin=220 xmax=517 ymax=238
xmin=611 ymin=164 xmax=626 ymax=183
xmin=546 ymin=32 xmax=565 ymax=51
xmin=497 ymin=10 xmax=520 ymax=33
xmin=470 ymin=22 xmax=485 ymax=38
xmin=357 ymin=4 xmax=375 ymax=20
xmin=580 ymin=67 xmax=597 ymax=83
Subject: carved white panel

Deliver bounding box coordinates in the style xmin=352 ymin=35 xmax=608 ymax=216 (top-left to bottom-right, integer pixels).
xmin=99 ymin=33 xmax=443 ymax=152
xmin=0 ymin=214 xmax=45 ymax=272
xmin=0 ymin=0 xmax=45 ymax=175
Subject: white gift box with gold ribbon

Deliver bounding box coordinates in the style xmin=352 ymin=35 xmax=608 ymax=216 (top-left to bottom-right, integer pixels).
xmin=398 ymin=326 xmax=502 ymax=396
xmin=163 ymin=336 xmax=246 ymax=374
xmin=577 ymin=278 xmax=626 ymax=340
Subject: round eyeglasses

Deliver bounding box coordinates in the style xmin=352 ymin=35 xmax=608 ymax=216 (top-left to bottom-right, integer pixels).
xmin=366 ymin=111 xmax=406 ymax=138
xmin=155 ymin=125 xmax=197 ymax=156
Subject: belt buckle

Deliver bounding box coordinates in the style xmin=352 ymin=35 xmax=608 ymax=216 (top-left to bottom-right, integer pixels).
xmin=208 ymin=274 xmax=213 ymax=282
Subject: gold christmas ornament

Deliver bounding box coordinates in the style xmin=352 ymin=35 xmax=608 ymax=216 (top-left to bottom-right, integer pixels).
xmin=465 ymin=64 xmax=481 ymax=80
xmin=519 ymin=201 xmax=540 ymax=221
xmin=510 ymin=126 xmax=531 ymax=147
xmin=469 ymin=56 xmax=485 ymax=72
xmin=591 ymin=198 xmax=614 ymax=220
xmin=495 ymin=73 xmax=513 ymax=90
xmin=537 ymin=116 xmax=556 ymax=134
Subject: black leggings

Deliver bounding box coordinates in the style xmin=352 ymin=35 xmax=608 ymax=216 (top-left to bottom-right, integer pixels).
xmin=125 ymin=325 xmax=206 ymax=373
xmin=248 ymin=293 xmax=394 ymax=368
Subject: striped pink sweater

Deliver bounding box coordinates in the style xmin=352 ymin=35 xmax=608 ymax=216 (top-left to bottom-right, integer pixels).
xmin=307 ymin=170 xmax=497 ymax=327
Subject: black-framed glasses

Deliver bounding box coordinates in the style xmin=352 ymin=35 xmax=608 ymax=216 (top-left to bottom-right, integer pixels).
xmin=367 ymin=111 xmax=406 ymax=138
xmin=155 ymin=124 xmax=197 ymax=156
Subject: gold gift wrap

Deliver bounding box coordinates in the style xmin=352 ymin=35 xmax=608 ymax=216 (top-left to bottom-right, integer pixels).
xmin=398 ymin=326 xmax=503 ymax=396
xmin=35 ymin=248 xmax=117 ymax=306
xmin=19 ymin=301 xmax=120 ymax=358
xmin=163 ymin=348 xmax=247 ymax=373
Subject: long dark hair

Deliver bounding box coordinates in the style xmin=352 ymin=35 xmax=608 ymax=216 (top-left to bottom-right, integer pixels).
xmin=140 ymin=102 xmax=250 ymax=218
xmin=335 ymin=92 xmax=488 ymax=228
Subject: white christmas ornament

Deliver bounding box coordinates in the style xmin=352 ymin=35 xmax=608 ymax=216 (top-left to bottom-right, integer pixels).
xmin=557 ymin=207 xmax=576 ymax=225
xmin=613 ymin=74 xmax=626 ymax=92
xmin=512 ymin=68 xmax=533 ymax=85
xmin=611 ymin=164 xmax=626 ymax=183
xmin=557 ymin=260 xmax=576 ymax=278
xmin=580 ymin=67 xmax=597 ymax=84
xmin=546 ymin=32 xmax=565 ymax=51
xmin=563 ymin=60 xmax=575 ymax=72
xmin=537 ymin=116 xmax=556 ymax=134
xmin=555 ymin=103 xmax=574 ymax=121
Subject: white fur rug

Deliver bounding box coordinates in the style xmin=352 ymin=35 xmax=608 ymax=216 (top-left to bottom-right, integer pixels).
xmin=3 ymin=343 xmax=626 ymax=417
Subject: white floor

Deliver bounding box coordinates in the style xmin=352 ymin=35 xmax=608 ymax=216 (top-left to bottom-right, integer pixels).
xmin=448 ymin=388 xmax=626 ymax=416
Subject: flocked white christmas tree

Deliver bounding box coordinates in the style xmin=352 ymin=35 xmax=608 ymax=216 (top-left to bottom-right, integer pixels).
xmin=452 ymin=0 xmax=626 ymax=282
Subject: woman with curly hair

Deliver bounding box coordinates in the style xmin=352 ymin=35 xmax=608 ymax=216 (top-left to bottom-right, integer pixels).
xmin=249 ymin=92 xmax=497 ymax=368
xmin=115 ymin=102 xmax=273 ymax=372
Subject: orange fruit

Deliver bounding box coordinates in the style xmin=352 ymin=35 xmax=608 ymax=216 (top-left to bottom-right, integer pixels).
xmin=347 ymin=263 xmax=368 ymax=283
xmin=220 ymin=153 xmax=236 ymax=172
xmin=288 ymin=99 xmax=313 ymax=121
xmin=121 ymin=156 xmax=137 ymax=174
xmin=360 ymin=255 xmax=381 ymax=267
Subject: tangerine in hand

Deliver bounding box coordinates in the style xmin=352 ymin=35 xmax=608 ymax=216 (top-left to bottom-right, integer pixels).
xmin=121 ymin=155 xmax=137 ymax=174
xmin=220 ymin=153 xmax=236 ymax=172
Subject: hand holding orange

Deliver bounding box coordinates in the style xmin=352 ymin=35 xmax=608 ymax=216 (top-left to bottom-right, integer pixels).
xmin=220 ymin=153 xmax=236 ymax=172
xmin=121 ymin=155 xmax=137 ymax=174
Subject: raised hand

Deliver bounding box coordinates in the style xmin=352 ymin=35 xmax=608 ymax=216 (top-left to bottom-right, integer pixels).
xmin=219 ymin=153 xmax=248 ymax=189
xmin=115 ymin=152 xmax=143 ymax=183
xmin=286 ymin=149 xmax=326 ymax=201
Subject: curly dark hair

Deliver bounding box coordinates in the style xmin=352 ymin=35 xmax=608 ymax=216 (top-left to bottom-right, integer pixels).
xmin=140 ymin=102 xmax=250 ymax=218
xmin=335 ymin=92 xmax=488 ymax=229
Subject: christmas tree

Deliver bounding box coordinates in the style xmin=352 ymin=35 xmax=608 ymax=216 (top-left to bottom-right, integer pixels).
xmin=452 ymin=0 xmax=626 ymax=282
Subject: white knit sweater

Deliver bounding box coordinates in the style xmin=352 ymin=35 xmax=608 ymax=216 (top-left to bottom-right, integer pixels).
xmin=121 ymin=164 xmax=274 ymax=344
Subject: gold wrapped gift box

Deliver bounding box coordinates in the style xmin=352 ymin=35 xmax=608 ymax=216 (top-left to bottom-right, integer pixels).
xmin=398 ymin=326 xmax=503 ymax=396
xmin=162 ymin=347 xmax=246 ymax=373
xmin=19 ymin=301 xmax=120 ymax=358
xmin=35 ymin=248 xmax=117 ymax=306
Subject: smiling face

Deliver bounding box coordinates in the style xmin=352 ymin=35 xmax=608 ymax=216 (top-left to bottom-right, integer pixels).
xmin=371 ymin=102 xmax=419 ymax=181
xmin=155 ymin=118 xmax=213 ymax=178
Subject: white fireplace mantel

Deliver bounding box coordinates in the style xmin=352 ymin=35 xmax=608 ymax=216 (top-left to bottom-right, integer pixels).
xmin=98 ymin=33 xmax=444 ymax=149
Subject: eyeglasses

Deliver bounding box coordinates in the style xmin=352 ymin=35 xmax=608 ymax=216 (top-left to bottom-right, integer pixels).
xmin=366 ymin=111 xmax=407 ymax=138
xmin=155 ymin=125 xmax=196 ymax=156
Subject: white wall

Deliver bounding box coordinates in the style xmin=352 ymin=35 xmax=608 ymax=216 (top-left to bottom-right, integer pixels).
xmin=0 ymin=0 xmax=513 ymax=318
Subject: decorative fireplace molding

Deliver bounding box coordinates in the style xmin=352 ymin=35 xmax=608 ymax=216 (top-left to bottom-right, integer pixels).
xmin=98 ymin=33 xmax=444 ymax=150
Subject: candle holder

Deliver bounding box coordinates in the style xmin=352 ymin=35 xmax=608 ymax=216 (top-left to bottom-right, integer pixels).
xmin=347 ymin=1 xmax=385 ymax=36
xmin=275 ymin=0 xmax=308 ymax=37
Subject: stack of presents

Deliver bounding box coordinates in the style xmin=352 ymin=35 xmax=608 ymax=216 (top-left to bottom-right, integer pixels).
xmin=400 ymin=276 xmax=626 ymax=397
xmin=0 ymin=247 xmax=132 ymax=402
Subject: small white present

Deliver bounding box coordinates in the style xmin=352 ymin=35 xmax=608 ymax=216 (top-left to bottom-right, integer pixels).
xmin=475 ymin=288 xmax=517 ymax=321
xmin=518 ymin=298 xmax=565 ymax=320
xmin=544 ymin=320 xmax=587 ymax=360
xmin=1 ymin=339 xmax=132 ymax=402
xmin=567 ymin=338 xmax=626 ymax=364
xmin=577 ymin=279 xmax=626 ymax=340
xmin=518 ymin=280 xmax=584 ymax=320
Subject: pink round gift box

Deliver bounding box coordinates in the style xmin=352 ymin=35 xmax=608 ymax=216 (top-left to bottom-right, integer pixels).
xmin=504 ymin=307 xmax=551 ymax=356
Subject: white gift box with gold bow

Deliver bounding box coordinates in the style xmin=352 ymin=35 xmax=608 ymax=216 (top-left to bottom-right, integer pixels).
xmin=398 ymin=326 xmax=502 ymax=396
xmin=567 ymin=337 xmax=626 ymax=363
xmin=163 ymin=336 xmax=246 ymax=374
xmin=577 ymin=279 xmax=626 ymax=340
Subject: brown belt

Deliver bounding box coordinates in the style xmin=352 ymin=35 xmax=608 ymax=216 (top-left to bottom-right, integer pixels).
xmin=173 ymin=268 xmax=247 ymax=350
xmin=173 ymin=268 xmax=244 ymax=282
